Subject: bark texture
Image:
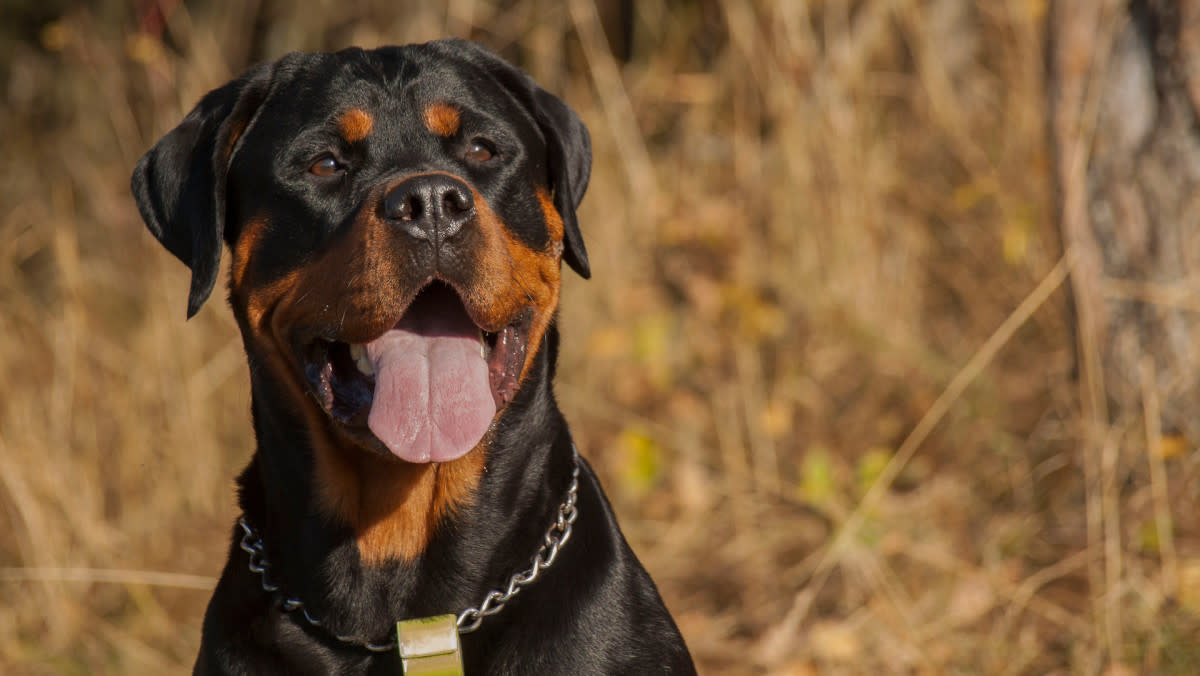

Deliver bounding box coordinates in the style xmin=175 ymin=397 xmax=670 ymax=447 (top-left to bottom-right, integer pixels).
xmin=1050 ymin=0 xmax=1200 ymax=435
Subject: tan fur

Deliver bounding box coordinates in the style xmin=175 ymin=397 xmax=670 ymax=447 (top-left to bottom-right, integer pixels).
xmin=470 ymin=186 xmax=563 ymax=384
xmin=338 ymin=108 xmax=374 ymax=143
xmin=230 ymin=216 xmax=268 ymax=288
xmin=422 ymin=103 xmax=461 ymax=137
xmin=227 ymin=176 xmax=564 ymax=565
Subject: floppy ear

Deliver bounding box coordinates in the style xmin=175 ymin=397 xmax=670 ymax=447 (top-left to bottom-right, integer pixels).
xmin=530 ymin=87 xmax=592 ymax=279
xmin=131 ymin=63 xmax=274 ymax=318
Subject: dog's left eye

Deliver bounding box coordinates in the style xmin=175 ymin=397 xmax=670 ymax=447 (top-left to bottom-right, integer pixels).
xmin=310 ymin=156 xmax=344 ymax=177
xmin=465 ymin=139 xmax=496 ymax=163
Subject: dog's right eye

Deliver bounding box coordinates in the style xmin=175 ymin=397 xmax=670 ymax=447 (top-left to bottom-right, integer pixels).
xmin=310 ymin=156 xmax=343 ymax=177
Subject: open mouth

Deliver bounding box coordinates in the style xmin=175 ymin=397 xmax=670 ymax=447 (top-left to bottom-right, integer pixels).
xmin=301 ymin=282 xmax=529 ymax=463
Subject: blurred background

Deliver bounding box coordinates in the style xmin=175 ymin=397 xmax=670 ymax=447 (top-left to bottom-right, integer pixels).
xmin=1 ymin=0 xmax=1199 ymax=673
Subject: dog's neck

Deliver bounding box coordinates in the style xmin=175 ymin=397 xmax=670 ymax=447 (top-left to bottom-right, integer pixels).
xmin=232 ymin=340 xmax=576 ymax=643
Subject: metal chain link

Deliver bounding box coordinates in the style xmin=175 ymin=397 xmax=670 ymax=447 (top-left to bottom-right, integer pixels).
xmin=239 ymin=517 xmax=398 ymax=651
xmin=456 ymin=450 xmax=579 ymax=633
xmin=238 ymin=445 xmax=581 ymax=652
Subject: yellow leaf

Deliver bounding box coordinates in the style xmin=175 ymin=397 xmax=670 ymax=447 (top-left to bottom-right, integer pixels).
xmin=618 ymin=426 xmax=662 ymax=494
xmin=1002 ymin=222 xmax=1029 ymax=265
xmin=855 ymin=447 xmax=891 ymax=496
xmin=799 ymin=446 xmax=834 ymax=506
xmin=1155 ymin=435 xmax=1188 ymax=460
xmin=1138 ymin=518 xmax=1171 ymax=554
xmin=632 ymin=314 xmax=674 ymax=387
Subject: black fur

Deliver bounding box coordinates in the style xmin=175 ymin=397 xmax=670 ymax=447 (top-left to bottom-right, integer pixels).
xmin=132 ymin=39 xmax=692 ymax=674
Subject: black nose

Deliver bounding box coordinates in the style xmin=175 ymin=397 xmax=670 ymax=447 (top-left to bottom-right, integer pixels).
xmin=382 ymin=174 xmax=475 ymax=242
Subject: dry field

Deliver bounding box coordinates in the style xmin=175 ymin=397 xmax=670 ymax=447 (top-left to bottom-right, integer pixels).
xmin=1 ymin=1 xmax=1198 ymax=673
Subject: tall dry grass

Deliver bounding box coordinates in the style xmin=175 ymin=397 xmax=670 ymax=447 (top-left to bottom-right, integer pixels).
xmin=1 ymin=1 xmax=1197 ymax=673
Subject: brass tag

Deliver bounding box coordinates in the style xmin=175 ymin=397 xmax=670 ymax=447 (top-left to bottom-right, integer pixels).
xmin=396 ymin=615 xmax=464 ymax=676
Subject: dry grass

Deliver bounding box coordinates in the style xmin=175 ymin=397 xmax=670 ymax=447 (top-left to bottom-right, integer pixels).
xmin=1 ymin=1 xmax=1198 ymax=673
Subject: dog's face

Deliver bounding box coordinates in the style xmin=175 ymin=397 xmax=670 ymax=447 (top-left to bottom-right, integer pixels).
xmin=133 ymin=41 xmax=590 ymax=468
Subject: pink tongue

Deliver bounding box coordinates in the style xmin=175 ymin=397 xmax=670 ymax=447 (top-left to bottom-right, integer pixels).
xmin=365 ymin=291 xmax=496 ymax=463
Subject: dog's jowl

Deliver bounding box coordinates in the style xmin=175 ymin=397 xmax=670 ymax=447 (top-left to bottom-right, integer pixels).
xmin=132 ymin=39 xmax=695 ymax=675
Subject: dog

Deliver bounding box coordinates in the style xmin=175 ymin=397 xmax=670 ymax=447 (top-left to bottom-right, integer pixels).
xmin=132 ymin=39 xmax=696 ymax=675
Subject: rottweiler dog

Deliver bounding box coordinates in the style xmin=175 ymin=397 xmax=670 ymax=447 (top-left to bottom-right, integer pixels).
xmin=132 ymin=39 xmax=695 ymax=675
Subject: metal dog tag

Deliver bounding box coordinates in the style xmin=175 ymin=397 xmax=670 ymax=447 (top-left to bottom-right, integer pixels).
xmin=397 ymin=615 xmax=464 ymax=676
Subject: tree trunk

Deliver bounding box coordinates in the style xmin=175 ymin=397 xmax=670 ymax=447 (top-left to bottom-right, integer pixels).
xmin=1049 ymin=0 xmax=1200 ymax=662
xmin=1050 ymin=0 xmax=1200 ymax=437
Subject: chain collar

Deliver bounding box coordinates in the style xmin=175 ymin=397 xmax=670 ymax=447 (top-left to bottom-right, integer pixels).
xmin=237 ymin=446 xmax=581 ymax=653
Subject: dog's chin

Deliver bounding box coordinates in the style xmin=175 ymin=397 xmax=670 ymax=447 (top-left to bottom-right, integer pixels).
xmin=294 ymin=282 xmax=532 ymax=462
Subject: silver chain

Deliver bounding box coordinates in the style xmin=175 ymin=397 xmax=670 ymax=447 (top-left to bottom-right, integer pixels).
xmin=237 ymin=446 xmax=581 ymax=653
xmin=455 ymin=451 xmax=580 ymax=633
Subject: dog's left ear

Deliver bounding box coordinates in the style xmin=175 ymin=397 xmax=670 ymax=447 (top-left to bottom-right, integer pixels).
xmin=131 ymin=62 xmax=275 ymax=318
xmin=530 ymin=87 xmax=592 ymax=279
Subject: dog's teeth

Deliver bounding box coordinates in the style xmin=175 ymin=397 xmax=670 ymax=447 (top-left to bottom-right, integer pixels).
xmin=349 ymin=344 xmax=373 ymax=376
xmin=356 ymin=354 xmax=374 ymax=377
xmin=479 ymin=330 xmax=486 ymax=358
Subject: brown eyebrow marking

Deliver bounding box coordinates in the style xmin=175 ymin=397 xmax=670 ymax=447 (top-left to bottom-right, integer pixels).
xmin=423 ymin=103 xmax=461 ymax=137
xmin=337 ymin=108 xmax=374 ymax=143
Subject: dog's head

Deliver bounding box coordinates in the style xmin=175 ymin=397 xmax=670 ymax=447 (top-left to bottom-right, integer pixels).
xmin=132 ymin=40 xmax=590 ymax=467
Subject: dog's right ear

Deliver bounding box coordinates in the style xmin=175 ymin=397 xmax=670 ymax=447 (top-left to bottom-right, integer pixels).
xmin=131 ymin=63 xmax=274 ymax=318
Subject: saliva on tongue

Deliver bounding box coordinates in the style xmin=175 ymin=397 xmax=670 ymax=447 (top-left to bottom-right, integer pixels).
xmin=364 ymin=286 xmax=495 ymax=463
